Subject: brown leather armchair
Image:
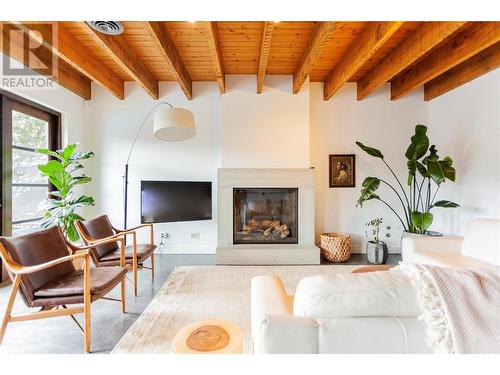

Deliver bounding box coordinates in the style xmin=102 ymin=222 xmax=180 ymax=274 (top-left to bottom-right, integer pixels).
xmin=75 ymin=215 xmax=156 ymax=296
xmin=0 ymin=226 xmax=127 ymax=353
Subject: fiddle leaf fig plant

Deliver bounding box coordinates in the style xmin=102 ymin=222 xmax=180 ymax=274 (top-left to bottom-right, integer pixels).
xmin=356 ymin=124 xmax=459 ymax=234
xmin=36 ymin=144 xmax=95 ymax=241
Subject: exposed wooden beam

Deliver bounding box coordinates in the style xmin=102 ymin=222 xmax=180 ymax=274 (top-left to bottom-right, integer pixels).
xmin=0 ymin=22 xmax=91 ymax=99
xmin=145 ymin=22 xmax=192 ymax=100
xmin=293 ymin=22 xmax=336 ymax=94
xmin=391 ymin=22 xmax=500 ymax=100
xmin=357 ymin=22 xmax=467 ymax=100
xmin=257 ymin=22 xmax=277 ymax=94
xmin=15 ymin=22 xmax=124 ymax=99
xmin=424 ymin=42 xmax=500 ymax=101
xmin=202 ymin=22 xmax=225 ymax=94
xmin=324 ymin=22 xmax=403 ymax=100
xmin=80 ymin=21 xmax=158 ymax=99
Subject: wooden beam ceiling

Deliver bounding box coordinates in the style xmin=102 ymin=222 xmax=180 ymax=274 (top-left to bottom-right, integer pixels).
xmin=15 ymin=22 xmax=125 ymax=100
xmin=0 ymin=22 xmax=91 ymax=99
xmin=391 ymin=22 xmax=500 ymax=100
xmin=146 ymin=22 xmax=193 ymax=100
xmin=293 ymin=22 xmax=336 ymax=94
xmin=357 ymin=22 xmax=467 ymax=100
xmin=80 ymin=21 xmax=159 ymax=99
xmin=257 ymin=22 xmax=277 ymax=94
xmin=424 ymin=42 xmax=500 ymax=101
xmin=2 ymin=22 xmax=498 ymax=102
xmin=202 ymin=22 xmax=225 ymax=94
xmin=323 ymin=22 xmax=403 ymax=100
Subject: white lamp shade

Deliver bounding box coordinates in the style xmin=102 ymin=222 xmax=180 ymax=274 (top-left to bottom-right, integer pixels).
xmin=153 ymin=107 xmax=196 ymax=141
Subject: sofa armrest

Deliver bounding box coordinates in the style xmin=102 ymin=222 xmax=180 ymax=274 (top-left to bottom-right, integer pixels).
xmin=401 ymin=235 xmax=463 ymax=263
xmin=259 ymin=315 xmax=319 ymax=354
xmin=251 ymin=275 xmax=293 ymax=353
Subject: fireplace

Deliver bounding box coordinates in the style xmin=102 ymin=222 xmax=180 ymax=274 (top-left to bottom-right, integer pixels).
xmin=233 ymin=188 xmax=298 ymax=244
xmin=217 ymin=168 xmax=319 ymax=265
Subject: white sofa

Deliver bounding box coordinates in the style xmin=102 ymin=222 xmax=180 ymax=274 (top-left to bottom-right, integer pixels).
xmin=251 ymin=271 xmax=432 ymax=354
xmin=402 ymin=219 xmax=500 ymax=268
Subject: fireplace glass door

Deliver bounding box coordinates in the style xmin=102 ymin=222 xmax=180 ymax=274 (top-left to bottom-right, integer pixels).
xmin=233 ymin=188 xmax=298 ymax=244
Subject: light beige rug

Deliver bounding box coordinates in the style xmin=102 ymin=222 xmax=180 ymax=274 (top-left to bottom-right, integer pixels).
xmin=112 ymin=265 xmax=356 ymax=354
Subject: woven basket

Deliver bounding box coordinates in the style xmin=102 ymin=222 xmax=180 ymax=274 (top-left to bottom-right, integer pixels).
xmin=320 ymin=232 xmax=351 ymax=262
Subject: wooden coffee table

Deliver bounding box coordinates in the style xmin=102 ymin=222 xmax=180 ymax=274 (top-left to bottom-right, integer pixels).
xmin=172 ymin=319 xmax=243 ymax=354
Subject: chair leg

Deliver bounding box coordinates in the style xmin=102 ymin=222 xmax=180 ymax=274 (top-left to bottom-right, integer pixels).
xmin=133 ymin=256 xmax=138 ymax=297
xmin=0 ymin=275 xmax=20 ymax=346
xmin=151 ymin=253 xmax=155 ymax=281
xmin=83 ymin=260 xmax=91 ymax=353
xmin=120 ymin=276 xmax=126 ymax=313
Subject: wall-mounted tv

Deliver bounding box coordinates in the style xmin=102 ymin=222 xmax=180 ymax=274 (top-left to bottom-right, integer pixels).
xmin=141 ymin=181 xmax=212 ymax=223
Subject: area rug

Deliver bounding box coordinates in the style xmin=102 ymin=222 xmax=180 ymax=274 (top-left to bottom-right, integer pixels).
xmin=112 ymin=265 xmax=356 ymax=353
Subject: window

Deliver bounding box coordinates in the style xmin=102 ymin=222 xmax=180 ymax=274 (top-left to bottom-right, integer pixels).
xmin=1 ymin=90 xmax=61 ymax=237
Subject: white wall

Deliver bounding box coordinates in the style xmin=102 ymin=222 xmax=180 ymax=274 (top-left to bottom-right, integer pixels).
xmin=83 ymin=75 xmax=311 ymax=253
xmin=310 ymin=83 xmax=429 ymax=253
xmin=221 ymin=75 xmax=310 ymax=168
xmin=428 ymin=70 xmax=500 ymax=236
xmin=84 ymin=82 xmax=222 ymax=253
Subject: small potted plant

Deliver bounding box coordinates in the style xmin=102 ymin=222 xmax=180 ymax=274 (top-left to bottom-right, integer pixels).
xmin=365 ymin=217 xmax=391 ymax=264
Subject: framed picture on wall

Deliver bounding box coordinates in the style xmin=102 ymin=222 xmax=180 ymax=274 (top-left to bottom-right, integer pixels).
xmin=329 ymin=154 xmax=355 ymax=188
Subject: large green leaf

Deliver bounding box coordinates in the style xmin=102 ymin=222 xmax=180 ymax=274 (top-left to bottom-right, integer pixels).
xmin=38 ymin=160 xmax=64 ymax=176
xmin=416 ymin=162 xmax=428 ymax=178
xmin=410 ymin=211 xmax=433 ymax=233
xmin=71 ymin=175 xmax=92 ymax=186
xmin=356 ymin=177 xmax=380 ymax=207
xmin=427 ymin=159 xmax=456 ymax=184
xmin=356 ymin=142 xmax=384 ymax=159
xmin=431 ymin=200 xmax=460 ymax=208
xmin=407 ymin=160 xmax=417 ymax=185
xmin=62 ymin=144 xmax=77 ymax=163
xmin=405 ymin=124 xmax=429 ymax=161
xmin=69 ymin=195 xmax=95 ymax=207
xmin=35 ymin=148 xmax=64 ymax=161
xmin=422 ymin=145 xmax=439 ymax=165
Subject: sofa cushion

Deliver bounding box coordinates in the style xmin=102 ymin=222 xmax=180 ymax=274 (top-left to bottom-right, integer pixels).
xmin=293 ymin=271 xmax=419 ymax=319
xmin=461 ymin=219 xmax=500 ymax=266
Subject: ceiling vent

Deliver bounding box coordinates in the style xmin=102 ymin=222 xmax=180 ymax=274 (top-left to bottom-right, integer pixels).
xmin=86 ymin=21 xmax=124 ymax=36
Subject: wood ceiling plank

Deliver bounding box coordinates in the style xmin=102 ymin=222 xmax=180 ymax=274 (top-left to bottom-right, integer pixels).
xmin=146 ymin=22 xmax=193 ymax=100
xmin=293 ymin=22 xmax=337 ymax=94
xmin=257 ymin=22 xmax=277 ymax=93
xmin=391 ymin=22 xmax=500 ymax=100
xmin=79 ymin=22 xmax=159 ymax=99
xmin=357 ymin=21 xmax=467 ymax=100
xmin=323 ymin=22 xmax=403 ymax=100
xmin=16 ymin=22 xmax=125 ymax=99
xmin=202 ymin=22 xmax=225 ymax=94
xmin=0 ymin=22 xmax=91 ymax=99
xmin=424 ymin=42 xmax=500 ymax=100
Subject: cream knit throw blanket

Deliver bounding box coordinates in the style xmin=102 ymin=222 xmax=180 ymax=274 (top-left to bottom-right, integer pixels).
xmin=396 ymin=264 xmax=500 ymax=354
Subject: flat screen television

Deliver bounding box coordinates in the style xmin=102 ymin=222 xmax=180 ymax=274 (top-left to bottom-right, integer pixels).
xmin=141 ymin=181 xmax=212 ymax=223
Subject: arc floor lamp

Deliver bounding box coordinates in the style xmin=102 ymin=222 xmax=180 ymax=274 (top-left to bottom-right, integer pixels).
xmin=123 ymin=102 xmax=196 ymax=229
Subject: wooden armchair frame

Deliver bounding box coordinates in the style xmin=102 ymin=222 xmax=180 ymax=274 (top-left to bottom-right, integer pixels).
xmin=0 ymin=236 xmax=126 ymax=353
xmin=75 ymin=220 xmax=155 ymax=296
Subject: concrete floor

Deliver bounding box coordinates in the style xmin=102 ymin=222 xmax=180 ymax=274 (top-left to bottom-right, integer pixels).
xmin=0 ymin=253 xmax=400 ymax=354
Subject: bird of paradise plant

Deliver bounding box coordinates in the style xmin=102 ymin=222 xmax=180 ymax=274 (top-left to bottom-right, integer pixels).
xmin=356 ymin=124 xmax=459 ymax=234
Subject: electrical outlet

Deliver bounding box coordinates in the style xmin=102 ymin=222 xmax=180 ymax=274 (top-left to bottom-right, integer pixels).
xmin=161 ymin=232 xmax=169 ymax=239
xmin=190 ymin=232 xmax=200 ymax=240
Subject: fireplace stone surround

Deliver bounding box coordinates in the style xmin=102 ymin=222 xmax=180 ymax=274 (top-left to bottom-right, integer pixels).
xmin=216 ymin=168 xmax=320 ymax=265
